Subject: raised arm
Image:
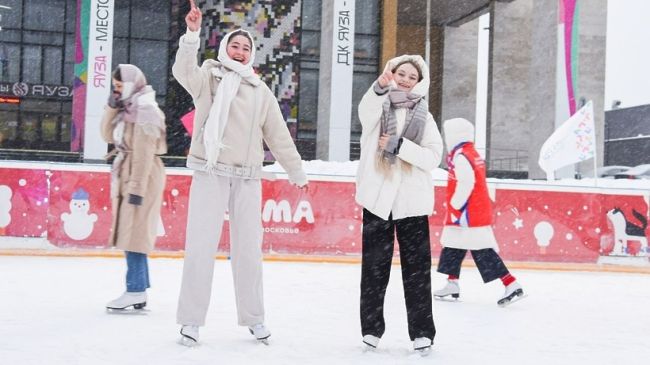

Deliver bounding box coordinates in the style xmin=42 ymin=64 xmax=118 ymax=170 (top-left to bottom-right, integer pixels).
xmin=358 ymin=68 xmax=393 ymax=132
xmin=171 ymin=0 xmax=206 ymax=99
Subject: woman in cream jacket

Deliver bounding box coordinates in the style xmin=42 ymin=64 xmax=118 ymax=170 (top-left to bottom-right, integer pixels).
xmin=174 ymin=1 xmax=307 ymax=346
xmin=356 ymin=54 xmax=443 ymax=353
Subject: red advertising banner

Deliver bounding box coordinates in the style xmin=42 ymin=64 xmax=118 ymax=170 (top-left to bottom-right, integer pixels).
xmin=1 ymin=164 xmax=648 ymax=265
xmin=0 ymin=167 xmax=49 ymax=238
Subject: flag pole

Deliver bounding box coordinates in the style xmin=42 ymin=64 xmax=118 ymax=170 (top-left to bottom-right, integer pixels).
xmin=593 ymin=134 xmax=598 ymax=187
xmin=590 ymin=100 xmax=598 ymax=188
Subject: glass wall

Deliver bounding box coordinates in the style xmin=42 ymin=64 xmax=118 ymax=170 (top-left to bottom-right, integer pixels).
xmin=0 ymin=0 xmax=378 ymax=162
xmin=0 ymin=0 xmax=171 ymax=158
xmin=0 ymin=0 xmax=76 ymax=152
xmin=112 ymin=0 xmax=171 ymax=107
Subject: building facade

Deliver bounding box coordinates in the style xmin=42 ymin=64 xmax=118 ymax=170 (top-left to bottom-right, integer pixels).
xmin=0 ymin=0 xmax=610 ymax=178
xmin=0 ymin=0 xmax=380 ymax=164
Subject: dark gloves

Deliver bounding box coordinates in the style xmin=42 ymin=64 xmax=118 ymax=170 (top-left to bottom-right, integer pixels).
xmin=384 ymin=136 xmax=403 ymax=154
xmin=108 ymin=91 xmax=124 ymax=110
xmin=128 ymin=194 xmax=143 ymax=206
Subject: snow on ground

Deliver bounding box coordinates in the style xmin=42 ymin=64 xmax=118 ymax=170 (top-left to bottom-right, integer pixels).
xmin=2 ymin=159 xmax=648 ymax=190
xmin=0 ymin=255 xmax=648 ymax=364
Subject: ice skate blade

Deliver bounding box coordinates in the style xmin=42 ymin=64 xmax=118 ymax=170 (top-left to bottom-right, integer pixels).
xmin=258 ymin=338 xmax=270 ymax=346
xmin=434 ymin=295 xmax=461 ymax=302
xmin=362 ymin=341 xmax=378 ymax=351
xmin=415 ymin=346 xmax=432 ymax=357
xmin=498 ymin=291 xmax=527 ymax=307
xmin=178 ymin=336 xmax=199 ymax=347
xmin=248 ymin=328 xmax=271 ymax=345
xmin=105 ymin=306 xmax=148 ymax=315
xmin=106 ymin=301 xmax=146 ymax=310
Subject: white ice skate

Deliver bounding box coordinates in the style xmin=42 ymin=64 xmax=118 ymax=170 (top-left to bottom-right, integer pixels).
xmin=413 ymin=337 xmax=432 ymax=356
xmin=105 ymin=291 xmax=147 ymax=312
xmin=179 ymin=325 xmax=199 ymax=347
xmin=362 ymin=334 xmax=380 ymax=351
xmin=434 ymin=279 xmax=460 ymax=301
xmin=497 ymin=281 xmax=525 ymax=307
xmin=248 ymin=323 xmax=271 ymax=345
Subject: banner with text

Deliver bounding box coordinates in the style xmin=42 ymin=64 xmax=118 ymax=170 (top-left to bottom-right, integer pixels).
xmin=83 ymin=0 xmax=114 ymax=160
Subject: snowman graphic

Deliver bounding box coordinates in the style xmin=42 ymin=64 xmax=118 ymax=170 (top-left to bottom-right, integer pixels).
xmin=0 ymin=185 xmax=12 ymax=235
xmin=61 ymin=188 xmax=98 ymax=240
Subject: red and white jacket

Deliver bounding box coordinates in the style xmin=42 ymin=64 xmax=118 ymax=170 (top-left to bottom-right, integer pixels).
xmin=440 ymin=118 xmax=498 ymax=251
xmin=445 ymin=142 xmax=492 ymax=227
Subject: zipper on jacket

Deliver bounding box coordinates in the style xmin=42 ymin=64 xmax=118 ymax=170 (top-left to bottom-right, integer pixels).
xmin=373 ymin=176 xmax=387 ymax=211
xmin=243 ymin=87 xmax=259 ymax=166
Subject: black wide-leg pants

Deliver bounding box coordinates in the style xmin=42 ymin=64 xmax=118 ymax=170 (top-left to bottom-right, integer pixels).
xmin=437 ymin=246 xmax=509 ymax=283
xmin=360 ymin=209 xmax=436 ymax=341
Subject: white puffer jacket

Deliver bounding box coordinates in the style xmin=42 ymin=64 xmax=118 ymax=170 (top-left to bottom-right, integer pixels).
xmin=355 ymin=55 xmax=444 ymax=220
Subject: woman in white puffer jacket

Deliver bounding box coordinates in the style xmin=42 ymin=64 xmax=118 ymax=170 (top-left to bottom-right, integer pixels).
xmin=355 ymin=54 xmax=443 ymax=354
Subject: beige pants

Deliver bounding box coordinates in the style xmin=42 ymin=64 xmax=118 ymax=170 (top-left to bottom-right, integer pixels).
xmin=177 ymin=171 xmax=264 ymax=327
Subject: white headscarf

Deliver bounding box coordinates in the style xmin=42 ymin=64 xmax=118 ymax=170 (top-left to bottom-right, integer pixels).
xmin=203 ymin=29 xmax=262 ymax=170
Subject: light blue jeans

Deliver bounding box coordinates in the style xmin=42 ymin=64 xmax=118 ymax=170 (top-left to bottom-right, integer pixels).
xmin=125 ymin=251 xmax=150 ymax=292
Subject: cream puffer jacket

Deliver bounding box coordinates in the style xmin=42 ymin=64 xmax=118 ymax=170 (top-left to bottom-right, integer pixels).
xmin=355 ymin=55 xmax=444 ymax=220
xmin=172 ymin=30 xmax=307 ymax=186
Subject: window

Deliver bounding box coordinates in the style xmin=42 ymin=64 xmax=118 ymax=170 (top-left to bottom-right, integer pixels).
xmin=43 ymin=47 xmax=63 ymax=84
xmin=297 ymin=69 xmax=318 ymax=137
xmin=131 ymin=0 xmax=170 ymax=39
xmin=129 ymin=39 xmax=168 ymax=95
xmin=22 ymin=45 xmax=41 ymax=83
xmin=0 ymin=110 xmax=19 ymax=143
xmin=24 ymin=0 xmax=65 ymax=32
xmin=0 ymin=0 xmax=23 ymax=28
xmin=0 ymin=44 xmax=20 ymax=81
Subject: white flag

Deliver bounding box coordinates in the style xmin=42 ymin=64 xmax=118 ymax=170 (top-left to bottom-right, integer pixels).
xmin=538 ymin=101 xmax=596 ymax=174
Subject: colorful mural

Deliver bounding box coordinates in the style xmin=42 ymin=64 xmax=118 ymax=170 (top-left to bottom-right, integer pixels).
xmin=198 ymin=0 xmax=302 ymax=122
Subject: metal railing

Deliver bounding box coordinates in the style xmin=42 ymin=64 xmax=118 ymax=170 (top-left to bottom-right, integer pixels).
xmin=488 ymin=148 xmax=528 ymax=172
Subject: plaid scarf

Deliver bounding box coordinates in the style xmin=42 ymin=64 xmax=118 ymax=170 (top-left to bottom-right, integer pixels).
xmin=379 ymin=90 xmax=428 ymax=165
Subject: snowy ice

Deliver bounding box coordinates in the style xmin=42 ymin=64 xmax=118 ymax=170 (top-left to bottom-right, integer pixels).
xmin=0 ymin=253 xmax=649 ymax=364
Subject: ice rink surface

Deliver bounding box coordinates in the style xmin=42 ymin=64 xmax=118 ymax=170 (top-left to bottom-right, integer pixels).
xmin=1 ymin=255 xmax=648 ymax=364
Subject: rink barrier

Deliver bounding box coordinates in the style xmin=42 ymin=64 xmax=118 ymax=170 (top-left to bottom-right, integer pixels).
xmin=1 ymin=248 xmax=649 ymax=274
xmin=1 ymin=161 xmax=649 ymax=271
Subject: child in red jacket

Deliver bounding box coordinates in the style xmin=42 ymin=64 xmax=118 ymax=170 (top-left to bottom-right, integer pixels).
xmin=435 ymin=118 xmax=525 ymax=306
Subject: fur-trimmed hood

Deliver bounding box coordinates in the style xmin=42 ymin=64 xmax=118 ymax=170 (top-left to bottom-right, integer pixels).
xmin=381 ymin=54 xmax=430 ymax=97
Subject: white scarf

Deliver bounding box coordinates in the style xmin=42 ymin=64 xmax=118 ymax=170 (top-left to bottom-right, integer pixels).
xmin=204 ymin=29 xmax=262 ymax=170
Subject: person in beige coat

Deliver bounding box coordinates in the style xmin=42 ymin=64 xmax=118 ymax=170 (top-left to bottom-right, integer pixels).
xmin=175 ymin=1 xmax=307 ymax=346
xmin=101 ymin=64 xmax=167 ymax=311
xmin=356 ymin=55 xmax=443 ymax=354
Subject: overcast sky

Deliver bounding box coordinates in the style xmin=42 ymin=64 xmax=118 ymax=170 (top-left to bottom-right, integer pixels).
xmin=605 ymin=0 xmax=650 ymax=110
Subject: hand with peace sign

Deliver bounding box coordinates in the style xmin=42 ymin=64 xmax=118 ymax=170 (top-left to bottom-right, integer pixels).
xmin=377 ymin=67 xmax=394 ymax=89
xmin=185 ymin=0 xmax=202 ymax=32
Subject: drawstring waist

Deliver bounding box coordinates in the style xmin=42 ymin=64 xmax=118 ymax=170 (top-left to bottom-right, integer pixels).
xmin=205 ymin=162 xmax=276 ymax=180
